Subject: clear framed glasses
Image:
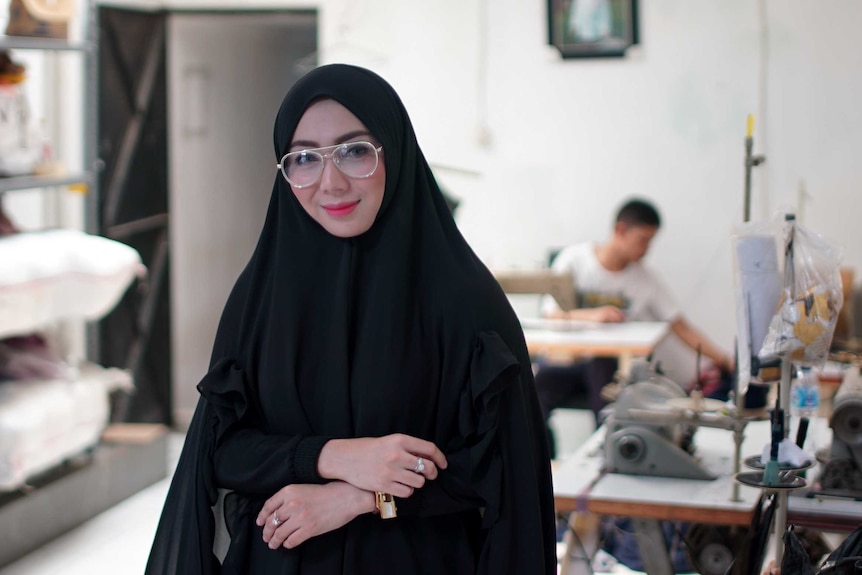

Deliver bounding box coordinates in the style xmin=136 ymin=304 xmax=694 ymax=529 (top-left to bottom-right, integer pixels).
xmin=277 ymin=141 xmax=383 ymax=189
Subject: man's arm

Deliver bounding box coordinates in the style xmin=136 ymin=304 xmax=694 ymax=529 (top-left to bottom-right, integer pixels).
xmin=670 ymin=317 xmax=734 ymax=372
xmin=545 ymin=306 xmax=625 ymax=322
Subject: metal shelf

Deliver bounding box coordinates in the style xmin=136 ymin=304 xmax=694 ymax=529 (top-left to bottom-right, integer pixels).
xmin=0 ymin=35 xmax=89 ymax=52
xmin=0 ymin=173 xmax=92 ymax=194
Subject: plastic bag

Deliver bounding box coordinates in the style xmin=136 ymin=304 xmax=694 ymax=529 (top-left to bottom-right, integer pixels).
xmin=759 ymin=215 xmax=844 ymax=368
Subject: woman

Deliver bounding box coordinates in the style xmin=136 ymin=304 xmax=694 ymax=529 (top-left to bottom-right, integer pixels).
xmin=146 ymin=64 xmax=555 ymax=574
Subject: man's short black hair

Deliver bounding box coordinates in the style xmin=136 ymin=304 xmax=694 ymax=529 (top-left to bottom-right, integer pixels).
xmin=615 ymin=198 xmax=661 ymax=228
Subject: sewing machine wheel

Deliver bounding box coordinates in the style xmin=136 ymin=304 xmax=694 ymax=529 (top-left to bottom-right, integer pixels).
xmin=616 ymin=434 xmax=646 ymax=462
xmin=832 ymin=407 xmax=862 ymax=447
xmin=685 ymin=524 xmax=742 ymax=575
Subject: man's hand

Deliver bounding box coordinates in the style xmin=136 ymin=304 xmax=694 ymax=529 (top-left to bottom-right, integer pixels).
xmin=573 ymin=306 xmax=625 ymax=323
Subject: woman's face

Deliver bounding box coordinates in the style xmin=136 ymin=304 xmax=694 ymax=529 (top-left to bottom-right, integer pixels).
xmin=287 ymin=99 xmax=386 ymax=238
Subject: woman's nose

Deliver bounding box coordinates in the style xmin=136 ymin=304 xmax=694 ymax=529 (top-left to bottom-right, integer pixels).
xmin=317 ymin=157 xmax=349 ymax=192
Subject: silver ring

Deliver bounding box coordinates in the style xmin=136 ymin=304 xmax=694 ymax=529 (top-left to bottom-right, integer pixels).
xmin=272 ymin=511 xmax=281 ymax=526
xmin=413 ymin=457 xmax=425 ymax=473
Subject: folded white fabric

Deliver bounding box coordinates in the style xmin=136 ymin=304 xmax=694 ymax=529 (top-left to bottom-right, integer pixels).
xmin=0 ymin=363 xmax=132 ymax=491
xmin=0 ymin=229 xmax=145 ymax=339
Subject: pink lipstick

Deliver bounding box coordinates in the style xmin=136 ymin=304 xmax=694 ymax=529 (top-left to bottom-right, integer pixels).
xmin=323 ymin=200 xmax=359 ymax=217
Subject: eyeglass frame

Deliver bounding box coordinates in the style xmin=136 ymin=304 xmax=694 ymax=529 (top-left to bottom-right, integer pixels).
xmin=276 ymin=141 xmax=384 ymax=189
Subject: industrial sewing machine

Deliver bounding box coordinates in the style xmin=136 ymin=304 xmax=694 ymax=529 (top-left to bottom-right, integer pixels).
xmin=603 ymin=373 xmax=742 ymax=481
xmin=816 ymin=365 xmax=862 ymax=498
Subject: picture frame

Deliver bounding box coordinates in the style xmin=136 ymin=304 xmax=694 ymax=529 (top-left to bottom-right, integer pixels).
xmin=547 ymin=0 xmax=639 ymax=59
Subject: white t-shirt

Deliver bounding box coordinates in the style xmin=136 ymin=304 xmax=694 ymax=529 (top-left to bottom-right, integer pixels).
xmin=541 ymin=242 xmax=680 ymax=322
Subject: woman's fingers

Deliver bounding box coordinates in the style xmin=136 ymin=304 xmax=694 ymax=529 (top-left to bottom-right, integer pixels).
xmin=256 ymin=499 xmax=279 ymax=527
xmin=260 ymin=483 xmax=371 ymax=549
xmin=266 ymin=514 xmax=298 ymax=549
xmin=401 ymin=453 xmax=437 ymax=481
xmin=385 ymin=481 xmax=414 ymax=500
xmin=397 ymin=434 xmax=448 ymax=471
xmin=260 ymin=506 xmax=285 ymax=544
xmin=318 ymin=433 xmax=447 ymax=494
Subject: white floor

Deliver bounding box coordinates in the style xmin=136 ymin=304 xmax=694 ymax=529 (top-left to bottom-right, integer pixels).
xmin=0 ymin=434 xmax=182 ymax=575
xmin=0 ymin=411 xmax=621 ymax=575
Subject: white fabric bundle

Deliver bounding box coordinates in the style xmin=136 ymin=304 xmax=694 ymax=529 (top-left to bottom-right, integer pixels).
xmin=0 ymin=229 xmax=145 ymax=339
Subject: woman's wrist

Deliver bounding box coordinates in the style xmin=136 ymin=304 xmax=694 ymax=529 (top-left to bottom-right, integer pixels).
xmin=336 ymin=482 xmax=376 ymax=516
xmin=363 ymin=490 xmax=378 ymax=515
xmin=317 ymin=439 xmax=345 ymax=481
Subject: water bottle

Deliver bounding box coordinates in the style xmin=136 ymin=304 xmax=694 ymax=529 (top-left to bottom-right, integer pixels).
xmin=790 ymin=365 xmax=820 ymax=419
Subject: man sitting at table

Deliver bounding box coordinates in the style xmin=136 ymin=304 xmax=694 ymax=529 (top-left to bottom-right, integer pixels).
xmin=536 ymin=198 xmax=738 ymax=457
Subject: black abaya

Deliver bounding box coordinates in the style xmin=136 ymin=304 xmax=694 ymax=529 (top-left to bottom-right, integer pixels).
xmin=146 ymin=64 xmax=556 ymax=575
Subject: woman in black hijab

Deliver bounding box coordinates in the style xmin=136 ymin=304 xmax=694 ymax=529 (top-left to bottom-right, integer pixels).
xmin=146 ymin=63 xmax=555 ymax=574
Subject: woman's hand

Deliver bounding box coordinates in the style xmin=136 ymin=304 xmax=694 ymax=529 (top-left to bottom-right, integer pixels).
xmin=317 ymin=434 xmax=447 ymax=498
xmin=255 ymin=482 xmax=374 ymax=550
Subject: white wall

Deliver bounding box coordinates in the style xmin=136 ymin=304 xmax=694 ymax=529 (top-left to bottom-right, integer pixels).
xmin=305 ymin=0 xmax=862 ymax=378
xmin=8 ymin=0 xmax=862 ymax=390
xmin=167 ymin=12 xmax=315 ymax=423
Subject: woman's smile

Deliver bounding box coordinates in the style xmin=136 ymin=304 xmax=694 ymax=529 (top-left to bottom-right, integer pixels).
xmin=323 ymin=200 xmax=360 ymax=217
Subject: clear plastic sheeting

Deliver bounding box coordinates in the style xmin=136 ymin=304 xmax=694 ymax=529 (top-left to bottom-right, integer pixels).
xmin=733 ymin=213 xmax=844 ymax=374
xmin=759 ymin=216 xmax=844 ymax=367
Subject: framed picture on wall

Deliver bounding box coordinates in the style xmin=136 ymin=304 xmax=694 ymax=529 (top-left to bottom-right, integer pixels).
xmin=548 ymin=0 xmax=639 ymax=59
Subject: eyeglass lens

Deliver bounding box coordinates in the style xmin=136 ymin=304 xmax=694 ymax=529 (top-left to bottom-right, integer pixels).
xmin=282 ymin=142 xmax=379 ymax=187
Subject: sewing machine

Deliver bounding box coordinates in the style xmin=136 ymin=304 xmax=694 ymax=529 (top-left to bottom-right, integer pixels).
xmin=603 ymin=375 xmax=740 ymax=481
xmin=817 ymin=365 xmax=862 ymax=498
xmin=492 ymin=269 xmax=577 ymax=311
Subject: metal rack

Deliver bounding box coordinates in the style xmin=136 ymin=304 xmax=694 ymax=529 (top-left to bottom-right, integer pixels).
xmin=0 ymin=0 xmax=99 ymax=232
xmin=1 ymin=0 xmax=101 ymax=364
xmin=0 ymin=6 xmax=164 ymax=569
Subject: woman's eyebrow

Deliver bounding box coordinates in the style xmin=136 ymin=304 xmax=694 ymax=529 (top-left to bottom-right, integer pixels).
xmin=290 ymin=130 xmax=374 ymax=150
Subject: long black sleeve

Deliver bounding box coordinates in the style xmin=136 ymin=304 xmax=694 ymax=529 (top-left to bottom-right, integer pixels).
xmin=197 ymin=357 xmax=333 ymax=496
xmin=213 ymin=426 xmax=331 ymax=495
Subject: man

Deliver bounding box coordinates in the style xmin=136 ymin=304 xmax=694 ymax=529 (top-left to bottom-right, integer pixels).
xmin=536 ymin=198 xmax=735 ymax=457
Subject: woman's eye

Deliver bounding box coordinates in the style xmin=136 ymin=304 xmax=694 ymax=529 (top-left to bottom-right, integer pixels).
xmin=291 ymin=152 xmax=320 ymax=167
xmin=340 ymin=143 xmax=369 ymax=158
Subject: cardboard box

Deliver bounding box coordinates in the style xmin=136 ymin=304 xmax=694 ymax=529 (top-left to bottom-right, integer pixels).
xmin=5 ymin=0 xmax=74 ymax=40
xmin=836 ymin=267 xmax=855 ymax=341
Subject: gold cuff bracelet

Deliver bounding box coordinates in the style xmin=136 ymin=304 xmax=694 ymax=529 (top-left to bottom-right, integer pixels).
xmin=375 ymin=492 xmax=397 ymax=519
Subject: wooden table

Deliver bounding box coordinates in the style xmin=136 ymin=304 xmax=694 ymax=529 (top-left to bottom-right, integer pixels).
xmin=554 ymin=420 xmax=777 ymax=575
xmin=554 ymin=422 xmax=764 ymax=521
xmin=521 ymin=319 xmax=669 ymax=374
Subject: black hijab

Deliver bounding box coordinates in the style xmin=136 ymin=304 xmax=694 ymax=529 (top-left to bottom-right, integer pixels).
xmin=147 ymin=63 xmax=555 ymax=574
